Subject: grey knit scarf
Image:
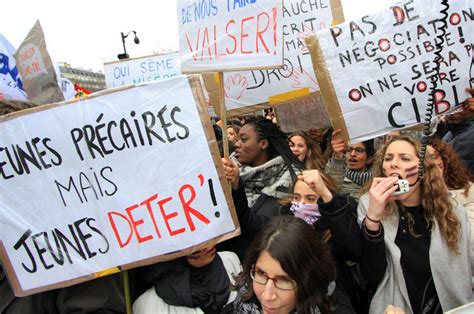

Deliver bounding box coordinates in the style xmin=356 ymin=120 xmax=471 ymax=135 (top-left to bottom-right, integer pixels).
xmin=235 ymin=156 xmax=298 ymax=207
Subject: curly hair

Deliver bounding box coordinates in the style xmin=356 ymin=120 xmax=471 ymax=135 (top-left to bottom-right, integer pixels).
xmin=289 ymin=131 xmax=325 ymax=170
xmin=428 ymin=137 xmax=474 ymax=197
xmin=234 ymin=216 xmax=336 ymax=313
xmin=373 ymin=136 xmax=461 ymax=254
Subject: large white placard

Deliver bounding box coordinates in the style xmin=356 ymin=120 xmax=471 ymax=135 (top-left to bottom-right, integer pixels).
xmin=312 ymin=0 xmax=473 ymax=142
xmin=0 ymin=76 xmax=237 ymax=295
xmin=103 ymin=53 xmax=182 ymax=88
xmin=177 ymin=0 xmax=284 ymax=73
xmin=222 ymin=0 xmax=338 ymax=112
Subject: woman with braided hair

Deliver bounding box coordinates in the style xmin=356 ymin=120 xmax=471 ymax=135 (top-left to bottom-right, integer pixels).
xmin=218 ymin=117 xmax=304 ymax=259
xmin=231 ymin=117 xmax=304 ymax=218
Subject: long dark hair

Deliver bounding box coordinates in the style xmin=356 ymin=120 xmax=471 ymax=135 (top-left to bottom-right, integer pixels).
xmin=235 ymin=216 xmax=336 ymax=313
xmin=244 ymin=117 xmax=304 ymax=179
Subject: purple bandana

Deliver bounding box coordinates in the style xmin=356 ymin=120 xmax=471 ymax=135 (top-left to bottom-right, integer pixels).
xmin=290 ymin=202 xmax=321 ymax=226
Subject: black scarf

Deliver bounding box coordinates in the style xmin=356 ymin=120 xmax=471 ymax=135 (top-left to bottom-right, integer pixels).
xmin=145 ymin=255 xmax=230 ymax=313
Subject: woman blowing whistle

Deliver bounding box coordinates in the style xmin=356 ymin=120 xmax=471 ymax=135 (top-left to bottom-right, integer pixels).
xmin=357 ymin=136 xmax=472 ymax=313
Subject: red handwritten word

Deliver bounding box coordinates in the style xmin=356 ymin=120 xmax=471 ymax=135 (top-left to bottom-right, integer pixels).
xmin=107 ymin=182 xmax=211 ymax=248
xmin=388 ymin=85 xmax=461 ymax=128
xmin=185 ymin=7 xmax=278 ymax=61
xmin=24 ymin=61 xmax=42 ymax=76
xmin=18 ymin=46 xmax=36 ymax=62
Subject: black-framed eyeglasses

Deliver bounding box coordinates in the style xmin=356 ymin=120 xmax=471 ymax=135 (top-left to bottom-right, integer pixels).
xmin=344 ymin=146 xmax=366 ymax=154
xmin=250 ymin=267 xmax=297 ymax=290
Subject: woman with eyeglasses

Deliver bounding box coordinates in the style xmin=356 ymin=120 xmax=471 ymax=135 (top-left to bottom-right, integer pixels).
xmin=325 ymin=129 xmax=376 ymax=201
xmin=230 ymin=216 xmax=355 ymax=314
xmin=222 ymin=156 xmax=361 ymax=312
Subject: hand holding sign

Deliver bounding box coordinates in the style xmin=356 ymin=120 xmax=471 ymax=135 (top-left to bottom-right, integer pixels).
xmin=221 ymin=158 xmax=240 ymax=190
xmin=331 ymin=129 xmax=346 ymax=159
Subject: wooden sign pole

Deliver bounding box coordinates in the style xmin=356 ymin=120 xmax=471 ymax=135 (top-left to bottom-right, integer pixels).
xmin=218 ymin=72 xmax=229 ymax=160
xmin=123 ymin=271 xmax=132 ymax=314
xmin=217 ymin=72 xmax=233 ymax=195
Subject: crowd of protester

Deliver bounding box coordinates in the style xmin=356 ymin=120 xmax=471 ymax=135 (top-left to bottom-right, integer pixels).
xmin=1 ymin=88 xmax=473 ymax=313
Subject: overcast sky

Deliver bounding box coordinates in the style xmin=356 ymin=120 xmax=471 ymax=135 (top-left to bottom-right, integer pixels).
xmin=1 ymin=0 xmax=398 ymax=72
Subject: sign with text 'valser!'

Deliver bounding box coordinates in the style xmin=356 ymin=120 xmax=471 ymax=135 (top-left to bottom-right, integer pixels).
xmin=0 ymin=76 xmax=239 ymax=296
xmin=209 ymin=0 xmax=344 ymax=115
xmin=177 ymin=0 xmax=284 ymax=73
xmin=308 ymin=0 xmax=473 ymax=142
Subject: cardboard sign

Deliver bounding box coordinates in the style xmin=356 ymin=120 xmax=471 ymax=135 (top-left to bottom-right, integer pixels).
xmin=308 ymin=0 xmax=473 ymax=142
xmin=276 ymin=93 xmax=331 ymax=133
xmin=14 ymin=20 xmax=64 ymax=105
xmin=103 ymin=53 xmax=182 ymax=88
xmin=202 ymin=0 xmax=344 ymax=115
xmin=0 ymin=76 xmax=239 ymax=296
xmin=177 ymin=0 xmax=284 ymax=73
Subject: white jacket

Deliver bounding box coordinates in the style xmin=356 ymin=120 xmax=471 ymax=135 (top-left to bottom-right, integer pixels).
xmin=357 ymin=193 xmax=472 ymax=314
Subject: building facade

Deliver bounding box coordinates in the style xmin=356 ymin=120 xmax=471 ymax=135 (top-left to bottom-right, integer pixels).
xmin=58 ymin=62 xmax=106 ymax=92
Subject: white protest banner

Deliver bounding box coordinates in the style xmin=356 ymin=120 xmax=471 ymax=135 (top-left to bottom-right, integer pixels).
xmin=211 ymin=0 xmax=344 ymax=114
xmin=0 ymin=33 xmax=28 ymax=101
xmin=275 ymin=93 xmax=331 ymax=133
xmin=104 ymin=53 xmax=182 ymax=88
xmin=0 ymin=76 xmax=239 ymax=296
xmin=307 ymin=0 xmax=473 ymax=142
xmin=14 ymin=20 xmax=64 ymax=105
xmin=177 ymin=0 xmax=284 ymax=73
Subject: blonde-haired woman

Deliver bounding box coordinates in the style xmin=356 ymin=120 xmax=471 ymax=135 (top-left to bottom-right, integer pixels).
xmin=358 ymin=136 xmax=471 ymax=313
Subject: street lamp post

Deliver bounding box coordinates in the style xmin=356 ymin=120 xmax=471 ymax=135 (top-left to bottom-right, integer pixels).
xmin=117 ymin=31 xmax=140 ymax=60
